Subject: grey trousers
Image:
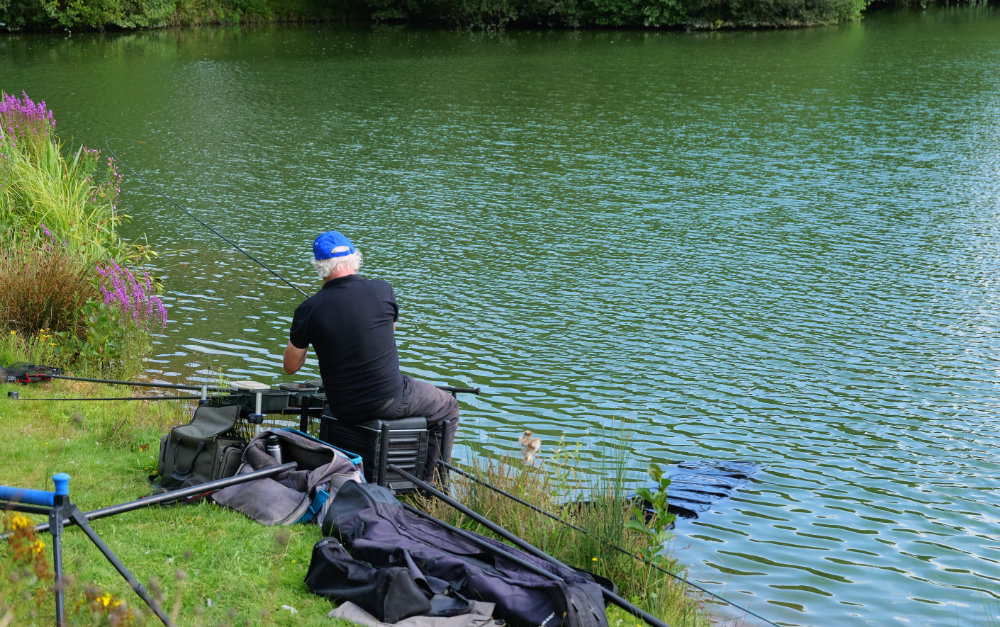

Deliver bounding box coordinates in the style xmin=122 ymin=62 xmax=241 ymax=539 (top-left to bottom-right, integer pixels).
xmin=378 ymin=375 xmax=460 ymax=481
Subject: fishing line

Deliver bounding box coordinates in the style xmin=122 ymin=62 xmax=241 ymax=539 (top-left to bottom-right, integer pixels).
xmin=102 ymin=141 xmax=765 ymax=622
xmin=441 ymin=461 xmax=779 ymax=627
xmin=104 ymin=138 xmax=309 ymax=298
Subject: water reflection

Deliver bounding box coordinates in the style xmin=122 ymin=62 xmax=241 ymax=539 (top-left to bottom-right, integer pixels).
xmin=5 ymin=12 xmax=1000 ymax=625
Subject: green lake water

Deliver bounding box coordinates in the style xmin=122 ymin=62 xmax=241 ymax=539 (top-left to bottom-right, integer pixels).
xmin=3 ymin=9 xmax=1000 ymax=624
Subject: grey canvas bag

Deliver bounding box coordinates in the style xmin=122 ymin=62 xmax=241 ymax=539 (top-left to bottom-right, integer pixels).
xmin=212 ymin=428 xmax=364 ymax=526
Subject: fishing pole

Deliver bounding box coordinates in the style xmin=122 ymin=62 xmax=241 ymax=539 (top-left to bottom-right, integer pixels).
xmin=441 ymin=460 xmax=779 ymax=627
xmin=2 ymin=462 xmax=299 ymax=540
xmin=391 ymin=465 xmax=670 ymax=627
xmin=6 ymin=393 xmax=201 ymax=402
xmin=100 ymin=142 xmax=485 ymax=397
xmin=50 ymin=374 xmax=227 ymax=392
xmin=104 ymin=138 xmax=309 ymax=298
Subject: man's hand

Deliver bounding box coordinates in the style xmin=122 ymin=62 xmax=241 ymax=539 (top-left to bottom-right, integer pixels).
xmin=283 ymin=342 xmax=307 ymax=374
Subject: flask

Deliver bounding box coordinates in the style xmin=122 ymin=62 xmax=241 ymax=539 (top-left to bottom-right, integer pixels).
xmin=265 ymin=434 xmax=283 ymax=464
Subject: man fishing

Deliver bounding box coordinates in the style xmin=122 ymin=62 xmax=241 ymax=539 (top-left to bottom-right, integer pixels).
xmin=283 ymin=230 xmax=459 ymax=482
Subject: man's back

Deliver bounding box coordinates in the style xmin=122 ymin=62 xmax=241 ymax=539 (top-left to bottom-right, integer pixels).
xmin=289 ymin=274 xmax=404 ymax=419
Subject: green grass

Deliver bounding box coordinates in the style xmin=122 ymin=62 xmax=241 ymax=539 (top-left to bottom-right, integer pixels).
xmin=415 ymin=440 xmax=717 ymax=627
xmin=1 ymin=380 xmax=718 ymax=625
xmin=0 ymin=379 xmax=353 ymax=626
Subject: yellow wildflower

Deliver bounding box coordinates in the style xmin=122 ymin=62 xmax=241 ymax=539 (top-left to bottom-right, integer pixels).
xmin=9 ymin=514 xmax=32 ymax=531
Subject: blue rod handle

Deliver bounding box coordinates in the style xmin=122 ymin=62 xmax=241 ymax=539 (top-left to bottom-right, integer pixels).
xmin=0 ymin=473 xmax=70 ymax=507
xmin=0 ymin=485 xmax=55 ymax=507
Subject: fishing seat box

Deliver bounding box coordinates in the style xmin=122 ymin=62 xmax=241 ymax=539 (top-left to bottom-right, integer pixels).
xmin=319 ymin=411 xmax=428 ymax=495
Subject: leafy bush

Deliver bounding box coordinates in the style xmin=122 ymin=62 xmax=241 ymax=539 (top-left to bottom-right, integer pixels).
xmin=114 ymin=0 xmax=177 ymax=28
xmin=684 ymin=0 xmax=866 ymax=25
xmin=585 ymin=0 xmax=687 ymax=26
xmin=0 ymin=242 xmax=97 ymax=339
xmin=0 ymin=92 xmax=163 ymax=378
xmin=69 ymin=261 xmax=167 ymax=378
xmin=38 ymin=0 xmax=122 ymax=29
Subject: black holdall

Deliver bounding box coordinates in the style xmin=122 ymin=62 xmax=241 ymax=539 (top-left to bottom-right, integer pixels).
xmin=156 ymin=404 xmax=246 ymax=490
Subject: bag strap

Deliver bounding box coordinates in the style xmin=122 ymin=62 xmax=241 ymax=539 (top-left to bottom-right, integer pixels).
xmin=170 ymin=440 xmax=207 ymax=483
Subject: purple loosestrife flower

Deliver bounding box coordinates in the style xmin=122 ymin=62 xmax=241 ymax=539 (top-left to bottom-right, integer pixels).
xmin=95 ymin=262 xmax=168 ymax=330
xmin=0 ymin=92 xmax=56 ymax=142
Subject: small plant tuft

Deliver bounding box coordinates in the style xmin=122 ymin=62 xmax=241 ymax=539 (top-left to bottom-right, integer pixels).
xmin=626 ymin=462 xmax=676 ymax=569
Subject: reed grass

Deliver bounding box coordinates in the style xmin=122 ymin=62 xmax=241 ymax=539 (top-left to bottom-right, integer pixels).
xmin=0 ymin=246 xmax=97 ymax=340
xmin=1 ymin=93 xmax=130 ymax=265
xmin=414 ymin=438 xmax=716 ymax=627
xmin=1 ymin=91 xmax=161 ymax=379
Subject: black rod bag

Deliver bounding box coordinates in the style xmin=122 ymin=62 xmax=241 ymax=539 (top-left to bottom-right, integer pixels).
xmin=155 ymin=404 xmax=245 ymax=490
xmin=307 ymin=481 xmax=609 ymax=626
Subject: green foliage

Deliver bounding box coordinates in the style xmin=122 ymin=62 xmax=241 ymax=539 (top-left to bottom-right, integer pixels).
xmin=114 ymin=0 xmax=177 ymax=28
xmin=416 ymin=436 xmax=707 ymax=625
xmin=0 ymin=0 xmax=45 ymax=30
xmin=586 ymin=0 xmax=687 ymax=26
xmin=61 ymin=298 xmax=151 ymax=379
xmin=38 ymin=0 xmax=122 ymax=29
xmin=684 ymin=0 xmax=866 ymax=26
xmin=1 ymin=92 xmax=160 ymax=378
xmin=625 ymin=462 xmax=676 ymax=569
xmin=0 ymin=0 xmax=896 ymax=31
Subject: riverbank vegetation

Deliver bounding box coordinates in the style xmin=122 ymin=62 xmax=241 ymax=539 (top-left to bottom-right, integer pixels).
xmin=417 ymin=449 xmax=712 ymax=625
xmin=0 ymin=91 xmax=164 ymax=379
xmin=0 ymin=382 xmax=714 ymax=625
xmin=0 ymin=0 xmax=994 ymax=33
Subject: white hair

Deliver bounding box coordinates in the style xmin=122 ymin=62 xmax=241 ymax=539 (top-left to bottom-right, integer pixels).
xmin=311 ymin=249 xmax=362 ymax=279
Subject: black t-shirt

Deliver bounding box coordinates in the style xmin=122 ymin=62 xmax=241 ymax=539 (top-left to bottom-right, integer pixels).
xmin=289 ymin=274 xmax=404 ymax=417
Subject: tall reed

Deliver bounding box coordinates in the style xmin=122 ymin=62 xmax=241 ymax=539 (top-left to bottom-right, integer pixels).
xmin=416 ymin=436 xmax=712 ymax=626
xmin=0 ymin=91 xmax=163 ymax=378
xmin=1 ymin=92 xmax=131 ymax=264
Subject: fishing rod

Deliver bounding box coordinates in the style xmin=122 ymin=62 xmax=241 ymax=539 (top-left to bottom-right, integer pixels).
xmin=390 ymin=464 xmax=670 ymax=627
xmin=104 ymin=138 xmax=309 ymax=298
xmin=49 ymin=374 xmax=228 ymax=392
xmin=99 ymin=143 xmax=484 ymax=396
xmin=6 ymin=392 xmax=201 ymax=402
xmin=2 ymin=462 xmax=299 ymax=540
xmin=441 ymin=460 xmax=779 ymax=627
xmin=5 ymin=373 xmax=226 ymax=402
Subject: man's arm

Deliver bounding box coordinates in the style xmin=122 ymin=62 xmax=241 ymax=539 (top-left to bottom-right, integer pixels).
xmin=283 ymin=342 xmax=307 ymax=374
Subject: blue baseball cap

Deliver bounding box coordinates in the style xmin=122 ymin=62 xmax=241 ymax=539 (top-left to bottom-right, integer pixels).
xmin=313 ymin=231 xmax=356 ymax=260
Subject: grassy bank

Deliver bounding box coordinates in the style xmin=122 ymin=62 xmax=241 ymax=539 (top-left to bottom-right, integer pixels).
xmin=0 ymin=379 xmax=349 ymax=626
xmin=0 ymin=380 xmax=716 ymax=625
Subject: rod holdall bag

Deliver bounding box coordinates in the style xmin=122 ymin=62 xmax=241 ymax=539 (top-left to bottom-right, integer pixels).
xmin=212 ymin=428 xmax=364 ymax=526
xmin=155 ymin=404 xmax=246 ymax=490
